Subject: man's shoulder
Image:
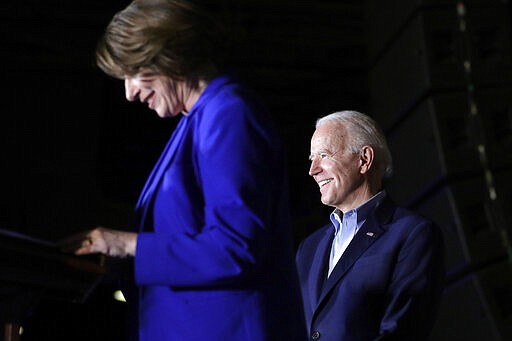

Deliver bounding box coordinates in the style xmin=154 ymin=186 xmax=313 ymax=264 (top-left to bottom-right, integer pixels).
xmin=297 ymin=224 xmax=331 ymax=251
xmin=377 ymin=196 xmax=432 ymax=224
xmin=296 ymin=224 xmax=331 ymax=267
xmin=391 ymin=205 xmax=435 ymax=226
xmin=385 ymin=204 xmax=443 ymax=244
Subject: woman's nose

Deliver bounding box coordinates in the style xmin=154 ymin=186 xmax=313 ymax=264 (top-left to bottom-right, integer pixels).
xmin=124 ymin=78 xmax=138 ymax=101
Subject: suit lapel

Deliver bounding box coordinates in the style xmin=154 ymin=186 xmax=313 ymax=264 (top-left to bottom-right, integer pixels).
xmin=134 ymin=116 xmax=190 ymax=230
xmin=132 ymin=75 xmax=232 ymax=231
xmin=316 ymin=197 xmax=396 ymax=309
xmin=308 ymin=227 xmax=334 ymax=310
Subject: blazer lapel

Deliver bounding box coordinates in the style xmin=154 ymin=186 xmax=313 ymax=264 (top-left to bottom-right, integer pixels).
xmin=316 ymin=197 xmax=396 ymax=309
xmin=308 ymin=227 xmax=334 ymax=310
xmin=134 ymin=116 xmax=189 ymax=230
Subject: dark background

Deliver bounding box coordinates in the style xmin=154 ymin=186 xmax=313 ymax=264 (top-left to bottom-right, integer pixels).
xmin=1 ymin=0 xmax=512 ymax=340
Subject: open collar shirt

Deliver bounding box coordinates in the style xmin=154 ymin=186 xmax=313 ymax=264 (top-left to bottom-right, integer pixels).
xmin=328 ymin=190 xmax=387 ymax=277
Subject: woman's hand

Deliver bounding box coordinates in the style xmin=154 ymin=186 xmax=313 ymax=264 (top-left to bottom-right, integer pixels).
xmin=61 ymin=227 xmax=137 ymax=258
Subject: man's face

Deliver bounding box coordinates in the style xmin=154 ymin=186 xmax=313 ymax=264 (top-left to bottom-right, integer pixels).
xmin=309 ymin=122 xmax=365 ymax=212
xmin=124 ymin=72 xmax=185 ymax=118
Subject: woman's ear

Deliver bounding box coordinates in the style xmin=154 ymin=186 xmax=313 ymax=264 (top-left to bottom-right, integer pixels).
xmin=359 ymin=145 xmax=375 ymax=174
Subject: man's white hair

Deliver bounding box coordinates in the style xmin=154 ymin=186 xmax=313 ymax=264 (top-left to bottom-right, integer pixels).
xmin=316 ymin=110 xmax=393 ymax=178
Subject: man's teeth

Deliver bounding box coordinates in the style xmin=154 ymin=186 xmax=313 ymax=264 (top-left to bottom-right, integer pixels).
xmin=319 ymin=179 xmax=332 ymax=187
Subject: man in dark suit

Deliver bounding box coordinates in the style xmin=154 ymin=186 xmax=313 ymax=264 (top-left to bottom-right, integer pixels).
xmin=296 ymin=110 xmax=445 ymax=340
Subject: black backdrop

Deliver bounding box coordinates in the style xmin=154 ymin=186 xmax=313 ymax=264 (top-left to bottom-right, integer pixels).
xmin=2 ymin=0 xmax=512 ymax=340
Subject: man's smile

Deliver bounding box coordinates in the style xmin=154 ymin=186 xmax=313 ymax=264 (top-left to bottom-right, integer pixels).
xmin=318 ymin=178 xmax=333 ymax=188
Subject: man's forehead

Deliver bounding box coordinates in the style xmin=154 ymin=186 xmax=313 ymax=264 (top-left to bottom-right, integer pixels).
xmin=311 ymin=124 xmax=346 ymax=148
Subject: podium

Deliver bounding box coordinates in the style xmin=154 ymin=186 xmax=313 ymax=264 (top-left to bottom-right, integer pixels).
xmin=0 ymin=228 xmax=106 ymax=341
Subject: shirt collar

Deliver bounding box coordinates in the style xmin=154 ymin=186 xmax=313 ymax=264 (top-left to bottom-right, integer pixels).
xmin=329 ymin=190 xmax=386 ymax=233
xmin=186 ymin=73 xmax=236 ymax=117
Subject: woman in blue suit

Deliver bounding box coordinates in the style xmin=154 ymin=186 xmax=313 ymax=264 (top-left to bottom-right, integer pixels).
xmin=71 ymin=1 xmax=306 ymax=340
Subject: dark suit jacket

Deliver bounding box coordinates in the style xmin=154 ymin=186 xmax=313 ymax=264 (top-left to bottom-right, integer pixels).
xmin=296 ymin=197 xmax=444 ymax=341
xmin=131 ymin=74 xmax=305 ymax=341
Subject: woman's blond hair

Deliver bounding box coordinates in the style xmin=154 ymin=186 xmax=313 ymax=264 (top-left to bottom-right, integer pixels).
xmin=96 ymin=0 xmax=224 ymax=87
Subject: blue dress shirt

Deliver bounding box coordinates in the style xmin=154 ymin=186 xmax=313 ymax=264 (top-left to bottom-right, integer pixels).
xmin=328 ymin=191 xmax=386 ymax=276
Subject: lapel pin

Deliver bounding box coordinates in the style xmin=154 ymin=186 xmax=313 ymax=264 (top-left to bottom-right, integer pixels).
xmin=366 ymin=232 xmax=375 ymax=237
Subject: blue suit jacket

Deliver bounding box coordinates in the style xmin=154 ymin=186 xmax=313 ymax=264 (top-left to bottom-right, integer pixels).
xmin=131 ymin=74 xmax=306 ymax=341
xmin=296 ymin=197 xmax=444 ymax=341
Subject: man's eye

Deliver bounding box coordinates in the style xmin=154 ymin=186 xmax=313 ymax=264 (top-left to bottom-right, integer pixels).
xmin=309 ymin=153 xmax=330 ymax=161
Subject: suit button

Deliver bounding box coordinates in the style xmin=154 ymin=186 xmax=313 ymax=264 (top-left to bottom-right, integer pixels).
xmin=311 ymin=330 xmax=321 ymax=339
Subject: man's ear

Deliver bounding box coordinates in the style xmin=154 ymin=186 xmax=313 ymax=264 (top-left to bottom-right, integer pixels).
xmin=359 ymin=146 xmax=375 ymax=174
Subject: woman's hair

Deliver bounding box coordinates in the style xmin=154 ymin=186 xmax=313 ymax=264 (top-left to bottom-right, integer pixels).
xmin=96 ymin=0 xmax=225 ymax=87
xmin=316 ymin=110 xmax=393 ymax=178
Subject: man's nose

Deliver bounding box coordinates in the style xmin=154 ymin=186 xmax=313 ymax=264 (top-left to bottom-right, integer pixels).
xmin=124 ymin=78 xmax=138 ymax=101
xmin=309 ymin=158 xmax=320 ymax=176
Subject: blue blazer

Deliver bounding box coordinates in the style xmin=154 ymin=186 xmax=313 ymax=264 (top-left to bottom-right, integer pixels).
xmin=296 ymin=197 xmax=444 ymax=341
xmin=131 ymin=74 xmax=306 ymax=341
